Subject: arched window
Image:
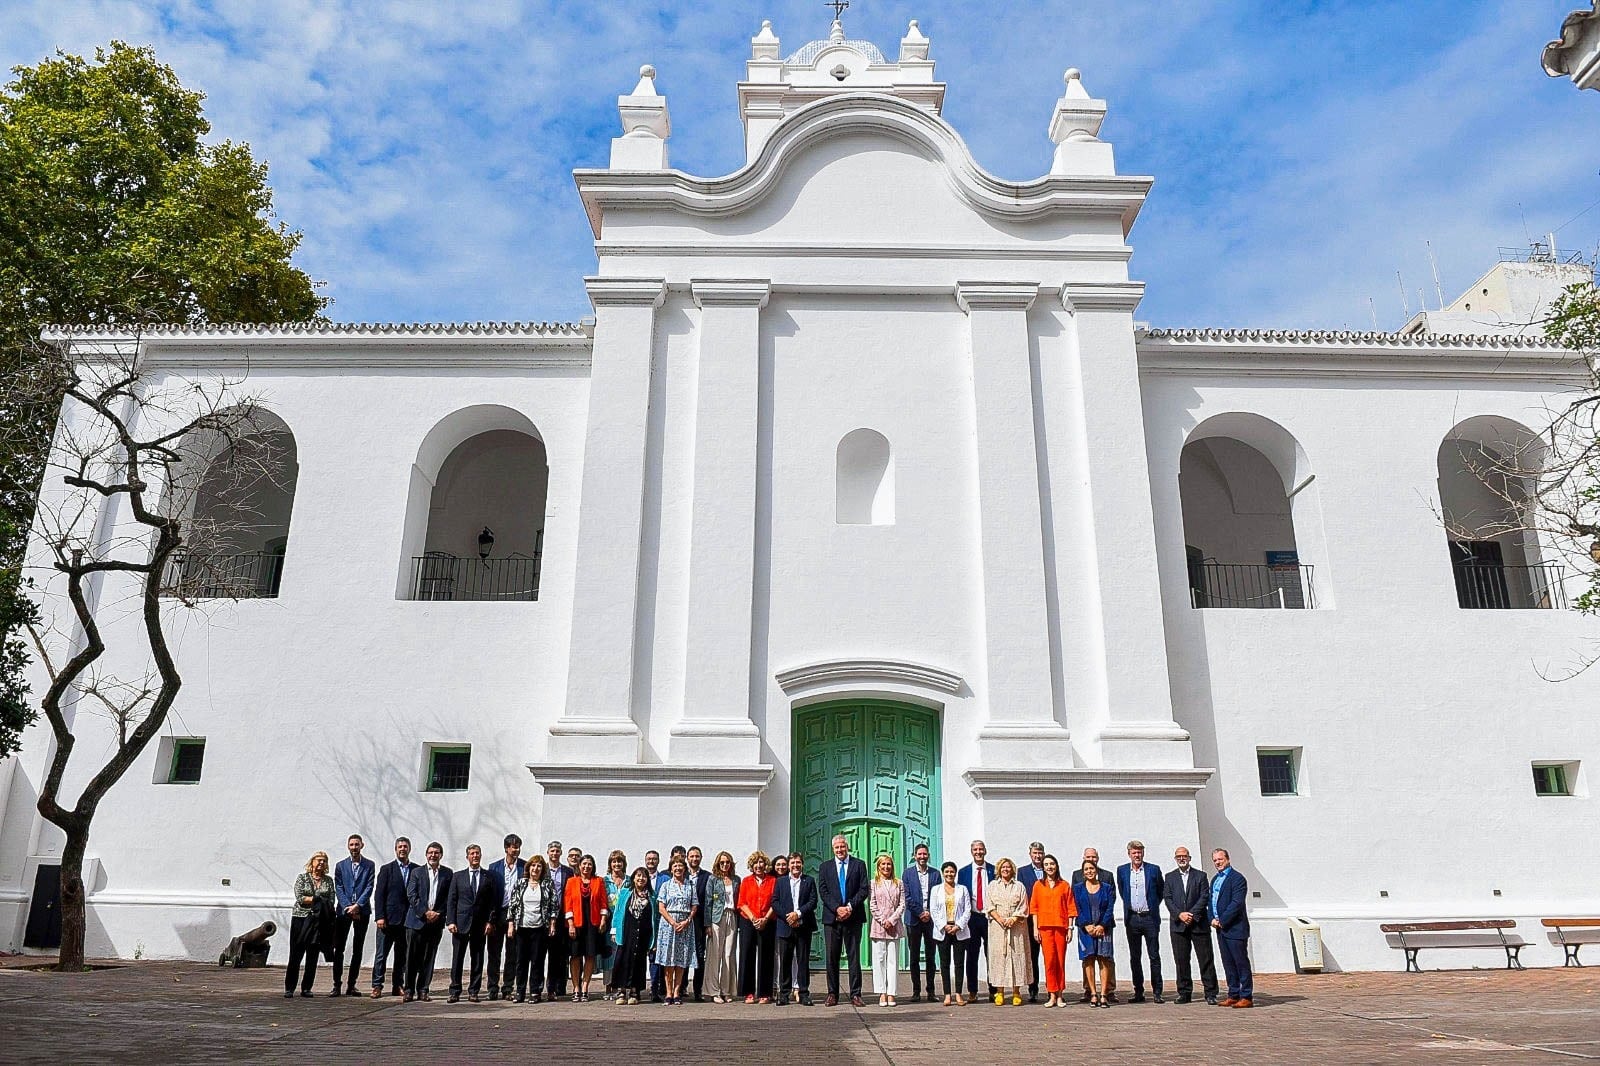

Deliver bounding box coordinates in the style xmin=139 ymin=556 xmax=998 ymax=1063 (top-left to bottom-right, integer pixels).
xmin=836 ymin=428 xmax=894 ymax=525
xmin=1179 ymin=413 xmax=1325 ymax=609
xmin=400 ymin=406 xmax=548 ymax=601
xmin=1437 ymin=416 xmax=1554 ymax=609
xmin=163 ymin=408 xmax=298 ymax=598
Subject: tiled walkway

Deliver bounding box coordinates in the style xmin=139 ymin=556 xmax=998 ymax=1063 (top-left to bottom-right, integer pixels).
xmin=1 ymin=960 xmax=1598 ymax=1064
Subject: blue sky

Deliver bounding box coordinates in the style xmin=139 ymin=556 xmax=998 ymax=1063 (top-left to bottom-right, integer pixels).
xmin=3 ymin=1 xmax=1597 ymax=329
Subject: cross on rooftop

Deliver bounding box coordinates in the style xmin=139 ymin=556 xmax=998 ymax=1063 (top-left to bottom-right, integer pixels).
xmin=826 ymin=0 xmax=850 ymax=22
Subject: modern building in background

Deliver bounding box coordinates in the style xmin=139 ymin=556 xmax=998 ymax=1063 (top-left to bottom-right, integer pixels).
xmin=3 ymin=17 xmax=1597 ymax=973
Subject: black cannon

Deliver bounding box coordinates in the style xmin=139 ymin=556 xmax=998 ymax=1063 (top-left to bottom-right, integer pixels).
xmin=218 ymin=920 xmax=276 ymax=968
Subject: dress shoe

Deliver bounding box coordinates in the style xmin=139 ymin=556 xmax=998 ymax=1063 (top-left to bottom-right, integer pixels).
xmin=694 ymin=994 xmax=705 ymax=1003
xmin=1079 ymin=991 xmax=1092 ymax=1003
xmin=1154 ymin=994 xmax=1166 ymax=1004
xmin=514 ymin=992 xmax=525 ymax=1003
xmin=851 ymin=995 xmax=865 ymax=1007
xmin=799 ymin=994 xmax=813 ymax=1006
xmin=774 ymin=995 xmax=789 ymax=1006
xmin=299 ymin=990 xmax=313 ymax=998
xmin=468 ymin=994 xmax=481 ymax=1003
xmin=488 ymin=989 xmax=499 ymax=1001
xmin=909 ymin=993 xmax=922 ymax=1003
xmin=1219 ymin=997 xmax=1238 ymax=1007
xmin=1175 ymin=994 xmax=1192 ymax=1004
xmin=1130 ymin=994 xmax=1146 ymax=1004
xmin=402 ymin=991 xmax=414 ymax=1003
xmin=419 ymin=990 xmax=432 ymax=1001
xmin=1231 ymin=998 xmax=1253 ymax=1008
xmin=447 ymin=993 xmax=460 ymax=1003
xmin=530 ymin=992 xmax=542 ymax=1003
xmin=1204 ymin=995 xmax=1217 ymax=1005
xmin=345 ymin=984 xmax=357 ymax=996
xmin=825 ymin=994 xmax=838 ymax=1006
xmin=283 ymin=990 xmax=294 ymax=999
xmin=328 ymin=987 xmax=342 ymax=997
xmin=370 ymin=988 xmax=383 ymax=999
xmin=1106 ymin=992 xmax=1120 ymax=1004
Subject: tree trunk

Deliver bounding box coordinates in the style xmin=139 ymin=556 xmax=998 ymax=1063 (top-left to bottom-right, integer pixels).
xmin=56 ymin=827 xmax=88 ymax=972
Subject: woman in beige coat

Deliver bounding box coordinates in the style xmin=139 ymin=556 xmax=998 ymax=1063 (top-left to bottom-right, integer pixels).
xmin=985 ymin=858 xmax=1031 ymax=1005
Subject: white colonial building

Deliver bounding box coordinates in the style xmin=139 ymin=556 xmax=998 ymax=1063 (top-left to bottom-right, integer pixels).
xmin=4 ymin=17 xmax=1597 ymax=974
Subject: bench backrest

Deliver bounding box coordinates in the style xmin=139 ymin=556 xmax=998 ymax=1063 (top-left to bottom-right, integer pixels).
xmin=1380 ymin=919 xmax=1515 ymax=933
xmin=1541 ymin=918 xmax=1600 ymax=928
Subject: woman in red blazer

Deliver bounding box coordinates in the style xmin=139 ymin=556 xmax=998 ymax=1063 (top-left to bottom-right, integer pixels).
xmin=564 ymin=854 xmax=610 ymax=1001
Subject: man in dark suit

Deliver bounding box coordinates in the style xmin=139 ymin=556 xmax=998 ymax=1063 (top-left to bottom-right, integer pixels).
xmin=446 ymin=844 xmax=500 ymax=1003
xmin=1115 ymin=840 xmax=1166 ymax=1003
xmin=1210 ymin=848 xmax=1252 ymax=1008
xmin=1164 ymin=846 xmax=1218 ymax=1004
xmin=686 ymin=846 xmax=713 ymax=1002
xmin=900 ymin=843 xmax=937 ymax=1002
xmin=773 ymin=850 xmax=818 ymax=1006
xmin=1016 ymin=840 xmax=1048 ymax=1003
xmin=958 ymin=839 xmax=996 ymax=1000
xmin=817 ymin=834 xmax=869 ymax=1006
xmin=404 ymin=841 xmax=451 ymax=1001
xmin=485 ymin=833 xmax=525 ymax=1001
xmin=544 ymin=840 xmax=573 ymax=998
xmin=330 ymin=833 xmax=375 ymax=997
xmin=1072 ymin=847 xmax=1118 ymax=1002
xmin=370 ymin=836 xmax=417 ymax=998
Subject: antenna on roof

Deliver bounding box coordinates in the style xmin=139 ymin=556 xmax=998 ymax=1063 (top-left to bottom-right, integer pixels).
xmin=1426 ymin=241 xmax=1444 ymax=310
xmin=1397 ymin=271 xmax=1410 ymax=319
xmin=1368 ymin=297 xmax=1379 ymax=330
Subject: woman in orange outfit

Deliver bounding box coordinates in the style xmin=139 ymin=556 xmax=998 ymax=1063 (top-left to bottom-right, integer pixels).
xmin=1027 ymin=854 xmax=1076 ymax=1008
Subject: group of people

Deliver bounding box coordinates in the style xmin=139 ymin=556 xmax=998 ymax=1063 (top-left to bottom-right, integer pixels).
xmin=282 ymin=832 xmax=1255 ymax=1011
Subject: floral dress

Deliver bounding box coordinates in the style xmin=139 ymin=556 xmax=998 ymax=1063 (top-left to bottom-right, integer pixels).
xmin=654 ymin=877 xmax=699 ymax=969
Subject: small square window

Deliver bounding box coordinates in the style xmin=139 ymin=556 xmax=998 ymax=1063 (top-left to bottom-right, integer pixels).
xmin=1533 ymin=762 xmax=1575 ymax=797
xmin=426 ymin=746 xmax=471 ymax=792
xmin=168 ymin=739 xmax=205 ymax=784
xmin=1257 ymin=748 xmax=1298 ymax=796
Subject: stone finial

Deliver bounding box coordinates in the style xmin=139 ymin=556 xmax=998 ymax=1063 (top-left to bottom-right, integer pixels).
xmin=899 ymin=19 xmax=929 ymax=62
xmin=829 ymin=18 xmax=846 ymax=43
xmin=1048 ymin=68 xmax=1114 ymax=175
xmin=751 ymin=19 xmax=780 ymax=60
xmin=612 ymin=63 xmax=671 ymax=170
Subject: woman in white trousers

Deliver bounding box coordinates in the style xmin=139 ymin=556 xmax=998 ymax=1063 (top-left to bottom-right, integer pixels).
xmin=867 ymin=854 xmax=906 ymax=1006
xmin=704 ymin=851 xmax=741 ymax=1002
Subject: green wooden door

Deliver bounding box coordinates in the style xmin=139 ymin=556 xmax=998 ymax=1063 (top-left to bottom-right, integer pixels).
xmin=792 ymin=701 xmax=941 ymax=964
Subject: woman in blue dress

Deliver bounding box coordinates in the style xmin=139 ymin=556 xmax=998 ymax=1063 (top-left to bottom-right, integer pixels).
xmin=654 ymin=855 xmax=700 ymax=1004
xmin=1071 ymin=858 xmax=1116 ymax=1008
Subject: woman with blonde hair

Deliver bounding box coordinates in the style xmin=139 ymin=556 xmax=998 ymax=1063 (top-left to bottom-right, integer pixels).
xmin=985 ymin=857 xmax=1031 ymax=1005
xmin=602 ymin=849 xmax=628 ymax=999
xmin=705 ymin=850 xmax=741 ymax=1002
xmin=509 ymin=853 xmax=557 ymax=1003
xmin=736 ymin=849 xmax=776 ymax=1002
xmin=868 ymin=853 xmax=905 ymax=1007
xmin=285 ymin=850 xmax=336 ymax=998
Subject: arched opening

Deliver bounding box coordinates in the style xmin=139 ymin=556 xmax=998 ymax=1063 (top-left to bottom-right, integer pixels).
xmin=1180 ymin=413 xmax=1324 ymax=609
xmin=1437 ymin=416 xmax=1556 ymax=609
xmin=400 ymin=406 xmax=548 ymax=601
xmin=836 ymin=428 xmax=894 ymax=525
xmin=162 ymin=408 xmax=298 ymax=598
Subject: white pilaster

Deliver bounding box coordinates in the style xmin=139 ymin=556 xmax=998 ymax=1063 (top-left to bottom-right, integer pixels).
xmin=670 ymin=279 xmax=771 ymax=764
xmin=1062 ymin=282 xmax=1193 ymax=767
xmin=548 ymin=277 xmax=666 ymax=764
xmin=956 ymin=282 xmax=1073 ymax=766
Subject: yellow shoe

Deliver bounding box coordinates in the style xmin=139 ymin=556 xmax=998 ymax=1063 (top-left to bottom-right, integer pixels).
xmin=1011 ymin=994 xmax=1023 ymax=1006
xmin=993 ymin=992 xmax=1004 ymax=1005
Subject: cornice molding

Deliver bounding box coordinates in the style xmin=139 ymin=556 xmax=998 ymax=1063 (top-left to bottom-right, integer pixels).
xmin=596 ymin=241 xmax=1133 ymax=263
xmin=690 ymin=278 xmax=772 ymax=309
xmin=584 ymin=276 xmax=668 ymax=309
xmin=1062 ymin=282 xmax=1146 ymax=314
xmin=576 ymin=93 xmax=1152 ymax=237
xmin=962 ymin=767 xmax=1215 ymax=798
xmin=526 ymin=762 xmax=775 ymax=794
xmin=955 ymin=282 xmax=1039 ymax=313
xmin=775 ymin=657 xmax=965 ymax=695
xmin=41 ymin=320 xmax=588 ymax=340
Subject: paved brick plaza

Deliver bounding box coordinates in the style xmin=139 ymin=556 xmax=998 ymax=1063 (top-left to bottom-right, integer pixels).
xmin=1 ymin=960 xmax=1598 ymax=1064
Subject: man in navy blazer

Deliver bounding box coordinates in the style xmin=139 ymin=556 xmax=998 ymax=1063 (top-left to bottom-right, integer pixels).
xmin=687 ymin=846 xmax=713 ymax=1002
xmin=900 ymin=843 xmax=937 ymax=1002
xmin=369 ymin=837 xmax=417 ymax=998
xmin=485 ymin=833 xmax=525 ymax=1001
xmin=958 ymin=840 xmax=996 ymax=999
xmin=544 ymin=840 xmax=574 ymax=999
xmin=773 ymin=850 xmax=818 ymax=1006
xmin=1015 ymin=841 xmax=1048 ymax=1003
xmin=1164 ymin=846 xmax=1218 ymax=1004
xmin=1115 ymin=840 xmax=1166 ymax=1003
xmin=404 ymin=841 xmax=452 ymax=1001
xmin=330 ymin=833 xmax=376 ymax=997
xmin=817 ymin=834 xmax=869 ymax=1006
xmin=445 ymin=844 xmax=501 ymax=1002
xmin=1209 ymin=848 xmax=1253 ymax=1007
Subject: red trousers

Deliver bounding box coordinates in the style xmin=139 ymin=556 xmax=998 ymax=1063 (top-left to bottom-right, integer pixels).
xmin=1039 ymin=927 xmax=1068 ymax=993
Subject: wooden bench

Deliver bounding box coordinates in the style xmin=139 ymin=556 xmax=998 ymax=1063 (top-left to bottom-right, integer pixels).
xmin=1379 ymin=920 xmax=1525 ymax=972
xmin=1542 ymin=918 xmax=1600 ymax=967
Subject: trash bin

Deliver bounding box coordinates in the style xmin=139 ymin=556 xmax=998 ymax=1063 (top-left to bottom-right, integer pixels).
xmin=1288 ymin=916 xmax=1324 ymax=972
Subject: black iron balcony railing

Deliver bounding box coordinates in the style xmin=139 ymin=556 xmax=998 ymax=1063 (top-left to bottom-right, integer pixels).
xmin=1188 ymin=562 xmax=1315 ymax=610
xmin=1452 ymin=561 xmax=1568 ymax=610
xmin=160 ymin=551 xmax=285 ymax=599
xmin=410 ymin=550 xmax=543 ymax=602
